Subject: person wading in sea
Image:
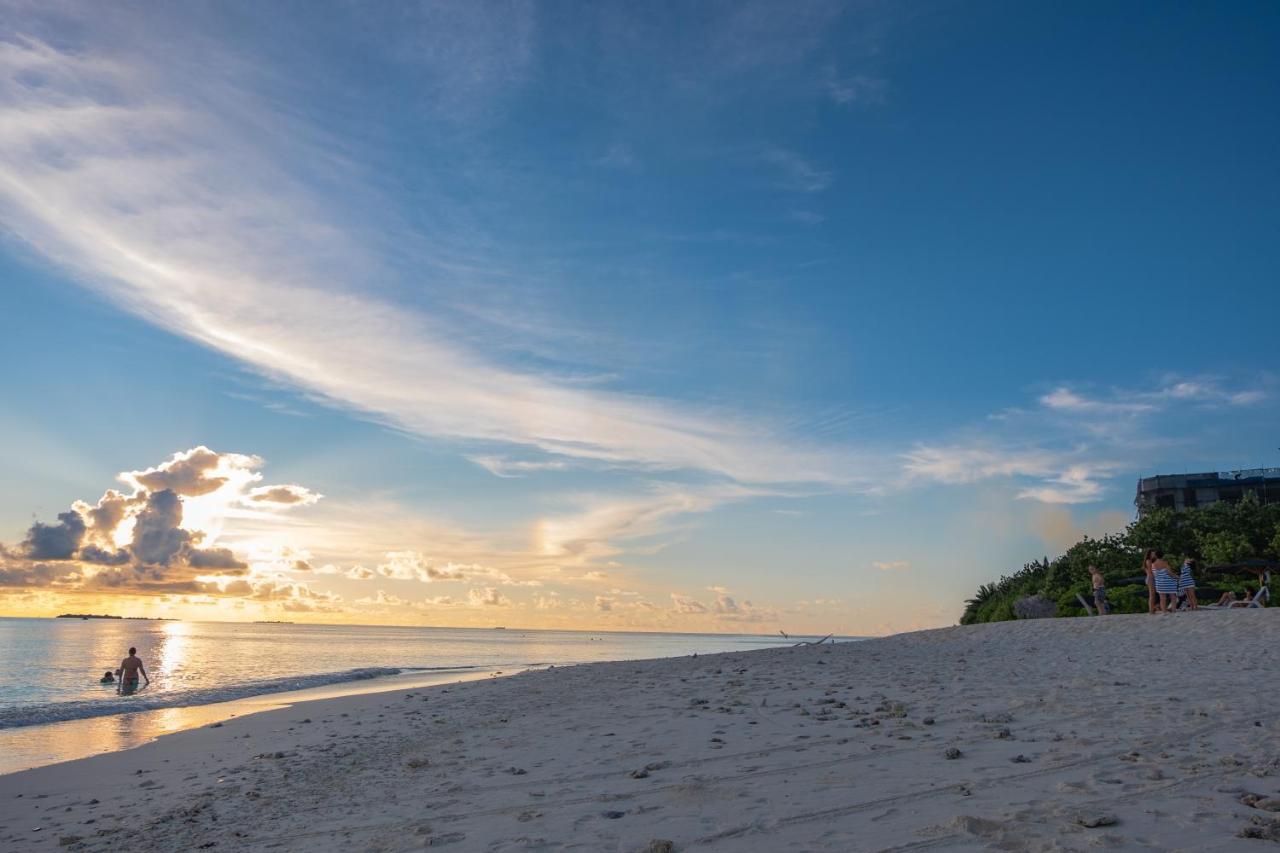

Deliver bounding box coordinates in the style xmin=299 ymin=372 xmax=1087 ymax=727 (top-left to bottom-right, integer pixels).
xmin=117 ymin=647 xmax=149 ymax=695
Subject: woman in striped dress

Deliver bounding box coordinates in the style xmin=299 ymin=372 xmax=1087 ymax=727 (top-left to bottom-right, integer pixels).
xmin=1152 ymin=550 xmax=1178 ymax=612
xmin=1143 ymin=549 xmax=1158 ymax=614
xmin=1179 ymin=558 xmax=1199 ymax=610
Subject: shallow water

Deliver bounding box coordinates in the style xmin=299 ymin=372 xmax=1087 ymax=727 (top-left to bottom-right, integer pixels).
xmin=0 ymin=617 xmax=816 ymax=773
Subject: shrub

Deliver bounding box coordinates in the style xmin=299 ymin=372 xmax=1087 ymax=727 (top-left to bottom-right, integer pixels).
xmin=961 ymin=495 xmax=1280 ymax=623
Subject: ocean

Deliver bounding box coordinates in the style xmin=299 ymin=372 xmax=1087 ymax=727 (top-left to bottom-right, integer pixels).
xmin=0 ymin=617 xmax=816 ymax=774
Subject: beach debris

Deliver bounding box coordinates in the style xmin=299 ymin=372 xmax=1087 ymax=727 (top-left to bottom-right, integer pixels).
xmin=1240 ymin=816 xmax=1280 ymax=841
xmin=994 ymin=728 xmax=1011 ymax=739
xmin=643 ymin=841 xmax=675 ymax=853
xmin=630 ymin=769 xmax=650 ymax=779
xmin=58 ymin=835 xmax=82 ymax=846
xmin=951 ymin=815 xmax=1003 ymax=837
xmin=1010 ymin=754 xmax=1032 ymax=763
xmin=506 ymin=767 xmax=528 ymax=775
xmin=979 ymin=712 xmax=1013 ymax=724
xmin=944 ymin=747 xmax=963 ymax=760
xmin=427 ymin=831 xmax=466 ymax=845
xmin=876 ymin=701 xmax=907 ymax=718
xmin=406 ymin=758 xmax=431 ymax=769
xmin=602 ymin=810 xmax=626 ymax=819
xmin=644 ymin=760 xmax=672 ymax=772
xmin=922 ymin=717 xmax=935 ymax=726
xmin=208 ymin=722 xmax=223 ymax=728
xmin=1075 ymin=812 xmax=1118 ymax=828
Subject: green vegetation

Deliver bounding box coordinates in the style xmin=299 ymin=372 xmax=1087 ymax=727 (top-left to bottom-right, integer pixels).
xmin=961 ymin=495 xmax=1280 ymax=624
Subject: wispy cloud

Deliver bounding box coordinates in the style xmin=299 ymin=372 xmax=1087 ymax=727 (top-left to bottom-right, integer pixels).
xmin=0 ymin=34 xmax=862 ymax=488
xmin=466 ymin=455 xmax=570 ymax=478
xmin=534 ymin=484 xmax=766 ymax=562
xmin=904 ymin=376 xmax=1268 ymax=505
xmin=760 ymin=147 xmax=833 ymax=193
xmin=823 ymin=69 xmax=887 ymax=105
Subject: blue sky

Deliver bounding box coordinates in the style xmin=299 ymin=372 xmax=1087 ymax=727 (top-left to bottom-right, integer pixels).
xmin=0 ymin=1 xmax=1277 ymax=632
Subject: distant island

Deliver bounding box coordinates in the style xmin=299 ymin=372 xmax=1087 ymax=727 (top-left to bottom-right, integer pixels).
xmin=56 ymin=614 xmax=175 ymax=621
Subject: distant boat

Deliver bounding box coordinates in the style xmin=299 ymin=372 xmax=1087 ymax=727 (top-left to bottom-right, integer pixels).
xmin=494 ymin=626 xmax=507 ymax=630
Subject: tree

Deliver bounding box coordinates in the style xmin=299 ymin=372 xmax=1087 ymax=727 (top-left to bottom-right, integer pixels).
xmin=961 ymin=496 xmax=1280 ymax=623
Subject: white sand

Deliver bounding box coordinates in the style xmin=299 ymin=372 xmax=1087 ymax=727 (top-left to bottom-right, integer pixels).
xmin=3 ymin=612 xmax=1278 ymax=851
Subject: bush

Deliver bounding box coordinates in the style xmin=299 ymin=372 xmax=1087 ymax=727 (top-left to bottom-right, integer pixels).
xmin=961 ymin=494 xmax=1280 ymax=623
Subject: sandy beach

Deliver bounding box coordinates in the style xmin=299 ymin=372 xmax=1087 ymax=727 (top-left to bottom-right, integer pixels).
xmin=3 ymin=612 xmax=1278 ymax=851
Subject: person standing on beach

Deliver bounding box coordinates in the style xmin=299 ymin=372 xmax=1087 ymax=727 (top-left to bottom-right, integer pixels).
xmin=1089 ymin=565 xmax=1108 ymax=615
xmin=117 ymin=647 xmax=149 ymax=694
xmin=1152 ymin=551 xmax=1178 ymax=612
xmin=1179 ymin=559 xmax=1199 ymax=610
xmin=1143 ymin=549 xmax=1158 ymax=614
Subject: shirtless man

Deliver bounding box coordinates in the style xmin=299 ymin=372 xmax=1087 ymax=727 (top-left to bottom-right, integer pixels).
xmin=118 ymin=647 xmax=149 ymax=694
xmin=1089 ymin=565 xmax=1108 ymax=615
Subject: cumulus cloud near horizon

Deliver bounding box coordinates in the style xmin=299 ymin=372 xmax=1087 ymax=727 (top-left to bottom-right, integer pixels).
xmin=0 ymin=447 xmax=323 ymax=601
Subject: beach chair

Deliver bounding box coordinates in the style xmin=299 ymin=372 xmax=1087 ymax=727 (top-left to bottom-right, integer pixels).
xmin=1205 ymin=585 xmax=1270 ymax=610
xmin=1230 ymin=586 xmax=1269 ymax=608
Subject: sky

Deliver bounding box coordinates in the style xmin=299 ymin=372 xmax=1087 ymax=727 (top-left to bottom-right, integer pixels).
xmin=0 ymin=0 xmax=1277 ymax=634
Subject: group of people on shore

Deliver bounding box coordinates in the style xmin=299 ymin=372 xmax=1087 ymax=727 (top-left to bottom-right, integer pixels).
xmin=1087 ymin=551 xmax=1266 ymax=615
xmin=1142 ymin=550 xmax=1198 ymax=613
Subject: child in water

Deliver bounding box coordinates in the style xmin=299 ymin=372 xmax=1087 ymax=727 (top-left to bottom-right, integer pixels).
xmin=100 ymin=670 xmax=115 ymax=684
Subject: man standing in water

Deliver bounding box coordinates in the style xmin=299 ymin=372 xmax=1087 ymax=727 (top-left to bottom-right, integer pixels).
xmin=118 ymin=647 xmax=149 ymax=694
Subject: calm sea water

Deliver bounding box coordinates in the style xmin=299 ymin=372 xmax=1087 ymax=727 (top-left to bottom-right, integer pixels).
xmin=0 ymin=617 xmax=815 ymax=773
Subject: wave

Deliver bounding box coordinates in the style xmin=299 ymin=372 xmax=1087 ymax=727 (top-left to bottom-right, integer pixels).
xmin=0 ymin=666 xmax=434 ymax=730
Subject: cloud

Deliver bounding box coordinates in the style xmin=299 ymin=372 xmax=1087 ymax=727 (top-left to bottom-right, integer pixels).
xmin=760 ymin=147 xmax=832 ymax=193
xmin=21 ymin=511 xmax=86 ymax=560
xmin=244 ymin=484 xmax=321 ymax=506
xmin=467 ymin=587 xmax=509 ymax=607
xmin=121 ymin=447 xmax=245 ymax=497
xmin=904 ymin=445 xmax=1113 ymax=506
xmin=712 ymin=593 xmax=739 ymax=614
xmin=466 ymin=456 xmax=570 ymax=478
xmin=670 ymin=593 xmax=708 ymax=614
xmin=374 ymin=551 xmax=535 ymax=586
xmin=824 ymin=70 xmax=886 ymax=105
xmin=1041 ymin=380 xmax=1267 ymax=415
xmin=871 ymin=560 xmax=910 ymax=571
xmin=671 ymin=587 xmax=779 ymax=623
xmin=188 ymin=548 xmax=249 ymax=570
xmin=0 ymin=34 xmax=860 ymax=490
xmin=902 ymin=445 xmax=1059 ymax=485
xmin=1039 ymin=388 xmax=1152 ymax=415
xmin=535 ymin=483 xmax=767 ymax=562
xmin=0 ymin=447 xmax=316 ymax=596
xmin=1015 ymin=466 xmax=1107 ymax=504
xmin=594 ymin=595 xmax=614 ymax=611
xmin=129 ymin=490 xmax=197 ymax=566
